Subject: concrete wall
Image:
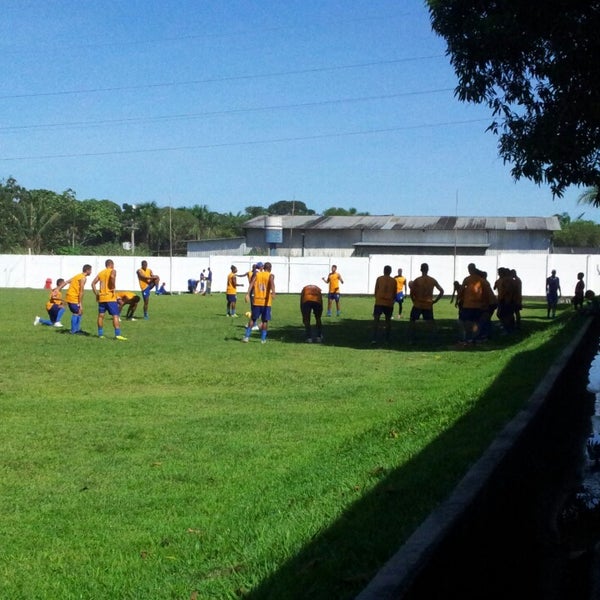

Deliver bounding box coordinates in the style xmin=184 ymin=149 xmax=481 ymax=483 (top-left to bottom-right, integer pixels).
xmin=2 ymin=253 xmax=600 ymax=297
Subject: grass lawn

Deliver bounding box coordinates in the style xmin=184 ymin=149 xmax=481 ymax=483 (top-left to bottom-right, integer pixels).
xmin=0 ymin=288 xmax=584 ymax=599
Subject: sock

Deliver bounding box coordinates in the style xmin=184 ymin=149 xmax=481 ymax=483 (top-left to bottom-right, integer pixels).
xmin=261 ymin=329 xmax=267 ymax=341
xmin=98 ymin=327 xmax=104 ymax=336
xmin=57 ymin=308 xmax=65 ymax=322
xmin=71 ymin=315 xmax=77 ymax=333
xmin=245 ymin=326 xmax=252 ymax=337
xmin=115 ymin=327 xmax=121 ymax=336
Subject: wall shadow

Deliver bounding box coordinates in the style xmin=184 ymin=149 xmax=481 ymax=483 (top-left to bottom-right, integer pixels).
xmin=241 ymin=317 xmax=598 ymax=599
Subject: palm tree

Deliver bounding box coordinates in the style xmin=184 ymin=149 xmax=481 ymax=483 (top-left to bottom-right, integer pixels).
xmin=577 ymin=186 xmax=600 ymax=208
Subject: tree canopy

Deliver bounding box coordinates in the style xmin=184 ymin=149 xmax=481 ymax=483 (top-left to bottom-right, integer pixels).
xmin=427 ymin=1 xmax=600 ymax=198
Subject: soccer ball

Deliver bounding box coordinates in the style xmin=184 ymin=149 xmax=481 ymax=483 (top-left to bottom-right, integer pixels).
xmin=245 ymin=311 xmax=252 ymax=319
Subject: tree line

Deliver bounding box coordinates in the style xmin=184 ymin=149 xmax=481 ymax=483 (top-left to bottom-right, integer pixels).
xmin=0 ymin=177 xmax=368 ymax=256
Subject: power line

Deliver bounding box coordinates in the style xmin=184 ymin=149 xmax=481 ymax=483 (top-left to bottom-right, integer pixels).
xmin=0 ymin=118 xmax=489 ymax=161
xmin=0 ymin=87 xmax=455 ymax=132
xmin=0 ymin=56 xmax=445 ymax=100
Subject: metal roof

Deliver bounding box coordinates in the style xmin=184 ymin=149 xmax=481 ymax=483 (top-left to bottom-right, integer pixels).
xmin=243 ymin=215 xmax=561 ymax=231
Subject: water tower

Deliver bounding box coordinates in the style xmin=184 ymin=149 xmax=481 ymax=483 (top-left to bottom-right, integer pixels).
xmin=265 ymin=216 xmax=283 ymax=255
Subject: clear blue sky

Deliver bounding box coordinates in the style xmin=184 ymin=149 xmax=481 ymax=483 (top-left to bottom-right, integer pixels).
xmin=0 ymin=0 xmax=595 ymax=221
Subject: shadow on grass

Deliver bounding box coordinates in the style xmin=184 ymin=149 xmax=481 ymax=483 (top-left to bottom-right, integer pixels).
xmin=240 ymin=315 xmax=594 ymax=600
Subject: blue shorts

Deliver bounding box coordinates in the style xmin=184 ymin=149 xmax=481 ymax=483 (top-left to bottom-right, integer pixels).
xmin=226 ymin=294 xmax=237 ymax=303
xmin=328 ymin=293 xmax=340 ymax=301
xmin=251 ymin=305 xmax=272 ymax=322
xmin=142 ymin=287 xmax=152 ymax=299
xmin=373 ymin=304 xmax=393 ymax=318
xmin=98 ymin=301 xmax=120 ymax=316
xmin=67 ymin=302 xmax=80 ymax=314
xmin=410 ymin=307 xmax=434 ymax=321
xmin=301 ymin=301 xmax=323 ymax=319
xmin=395 ymin=292 xmax=404 ymax=302
xmin=48 ymin=305 xmax=62 ymax=322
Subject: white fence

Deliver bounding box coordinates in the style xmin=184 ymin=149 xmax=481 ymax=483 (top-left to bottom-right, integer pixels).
xmin=1 ymin=253 xmax=599 ymax=298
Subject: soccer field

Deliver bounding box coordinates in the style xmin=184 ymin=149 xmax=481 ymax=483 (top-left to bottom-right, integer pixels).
xmin=1 ymin=289 xmax=579 ymax=599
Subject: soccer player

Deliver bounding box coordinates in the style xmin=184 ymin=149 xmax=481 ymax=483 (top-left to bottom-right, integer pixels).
xmin=372 ymin=265 xmax=397 ymax=344
xmin=300 ymin=284 xmax=323 ymax=343
xmin=137 ymin=260 xmax=160 ymax=319
xmin=34 ymin=278 xmax=66 ymax=328
xmin=243 ymin=262 xmax=275 ymax=343
xmin=545 ymin=269 xmax=561 ymax=318
xmin=116 ymin=291 xmax=141 ymax=320
xmin=408 ymin=263 xmax=444 ymax=341
xmin=322 ymin=264 xmax=344 ymax=316
xmin=394 ymin=267 xmax=407 ymax=318
xmin=456 ymin=263 xmax=485 ymax=344
xmin=92 ymin=259 xmax=126 ymax=340
xmin=226 ymin=265 xmax=243 ymax=317
xmin=59 ymin=264 xmax=92 ymax=334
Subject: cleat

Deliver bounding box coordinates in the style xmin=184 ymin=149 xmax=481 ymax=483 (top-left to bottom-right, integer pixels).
xmin=53 ymin=322 xmax=63 ymax=328
xmin=115 ymin=335 xmax=127 ymax=341
xmin=232 ymin=313 xmax=239 ymax=318
xmin=241 ymin=337 xmax=249 ymax=343
xmin=315 ymin=336 xmax=322 ymax=343
xmin=144 ymin=315 xmax=149 ymax=320
xmin=252 ymin=325 xmax=260 ymax=331
xmin=261 ymin=339 xmax=267 ymax=344
xmin=306 ymin=338 xmax=313 ymax=343
xmin=33 ymin=316 xmax=40 ymax=326
xmin=98 ymin=335 xmax=105 ymax=339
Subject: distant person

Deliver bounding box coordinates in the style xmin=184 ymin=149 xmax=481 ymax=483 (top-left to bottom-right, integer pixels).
xmin=511 ymin=269 xmax=523 ymax=330
xmin=187 ymin=279 xmax=199 ymax=294
xmin=450 ymin=280 xmax=461 ymax=308
xmin=243 ymin=262 xmax=275 ymax=343
xmin=408 ymin=263 xmax=444 ymax=340
xmin=137 ymin=260 xmax=160 ymax=319
xmin=59 ymin=264 xmax=92 ymax=335
xmin=300 ymin=284 xmax=323 ymax=343
xmin=116 ymin=291 xmax=141 ymax=320
xmin=34 ymin=278 xmax=65 ymax=328
xmin=156 ymin=283 xmax=170 ymax=295
xmin=92 ymin=259 xmax=126 ymax=340
xmin=582 ymin=290 xmax=600 ymax=315
xmin=394 ymin=268 xmax=407 ymax=318
xmin=199 ymin=270 xmax=206 ymax=293
xmin=203 ymin=267 xmax=212 ymax=295
xmin=573 ymin=272 xmax=585 ymax=310
xmin=226 ymin=265 xmax=243 ymax=317
xmin=322 ymin=264 xmax=344 ymax=317
xmin=545 ymin=269 xmax=561 ymax=318
xmin=372 ymin=265 xmax=397 ymax=344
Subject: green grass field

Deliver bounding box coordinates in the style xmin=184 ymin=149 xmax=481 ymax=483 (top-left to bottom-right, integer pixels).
xmin=0 ymin=288 xmax=583 ymax=599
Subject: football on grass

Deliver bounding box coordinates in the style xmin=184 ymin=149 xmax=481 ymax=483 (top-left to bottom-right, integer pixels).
xmin=245 ymin=311 xmax=252 ymax=318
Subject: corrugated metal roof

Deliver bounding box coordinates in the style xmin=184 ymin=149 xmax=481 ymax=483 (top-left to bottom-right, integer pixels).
xmin=243 ymin=215 xmax=561 ymax=231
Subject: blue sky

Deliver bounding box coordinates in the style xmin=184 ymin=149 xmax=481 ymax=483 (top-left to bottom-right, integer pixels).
xmin=0 ymin=0 xmax=595 ymax=221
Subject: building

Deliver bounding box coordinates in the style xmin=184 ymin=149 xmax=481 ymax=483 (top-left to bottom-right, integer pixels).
xmin=241 ymin=215 xmax=561 ymax=257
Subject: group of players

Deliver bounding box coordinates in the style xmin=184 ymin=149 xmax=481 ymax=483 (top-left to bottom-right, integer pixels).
xmin=33 ymin=259 xmax=161 ymax=340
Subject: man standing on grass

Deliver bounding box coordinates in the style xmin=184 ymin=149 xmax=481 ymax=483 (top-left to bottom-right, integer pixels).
xmin=243 ymin=262 xmax=275 ymax=344
xmin=226 ymin=265 xmax=243 ymax=317
xmin=372 ymin=265 xmax=397 ymax=344
xmin=394 ymin=267 xmax=407 ymax=319
xmin=137 ymin=260 xmax=160 ymax=320
xmin=322 ymin=264 xmax=344 ymax=317
xmin=59 ymin=264 xmax=92 ymax=335
xmin=92 ymin=259 xmax=127 ymax=341
xmin=408 ymin=262 xmax=444 ymax=341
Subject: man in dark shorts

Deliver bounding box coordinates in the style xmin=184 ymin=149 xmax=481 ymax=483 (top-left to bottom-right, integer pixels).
xmin=300 ymin=284 xmax=323 ymax=343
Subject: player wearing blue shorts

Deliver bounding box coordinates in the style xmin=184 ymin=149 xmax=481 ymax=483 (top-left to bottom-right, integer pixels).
xmin=92 ymin=259 xmax=126 ymax=340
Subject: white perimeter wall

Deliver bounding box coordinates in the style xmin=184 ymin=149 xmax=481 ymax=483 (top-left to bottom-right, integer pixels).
xmin=1 ymin=253 xmax=599 ymax=297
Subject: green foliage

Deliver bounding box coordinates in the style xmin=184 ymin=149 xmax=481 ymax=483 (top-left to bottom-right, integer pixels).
xmin=0 ymin=289 xmax=583 ymax=599
xmin=553 ymin=219 xmax=600 ymax=248
xmin=427 ymin=1 xmax=600 ymax=196
xmin=268 ymin=200 xmax=315 ymax=215
xmin=323 ymin=207 xmax=370 ymax=216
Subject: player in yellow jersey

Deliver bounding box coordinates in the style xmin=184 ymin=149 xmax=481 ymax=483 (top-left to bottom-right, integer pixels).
xmin=242 ymin=262 xmax=275 ymax=343
xmin=300 ymin=284 xmax=323 ymax=343
xmin=226 ymin=265 xmax=243 ymax=317
xmin=59 ymin=264 xmax=92 ymax=334
xmin=394 ymin=268 xmax=407 ymax=319
xmin=92 ymin=259 xmax=126 ymax=340
xmin=372 ymin=265 xmax=397 ymax=344
xmin=322 ymin=264 xmax=344 ymax=317
xmin=34 ymin=278 xmax=66 ymax=328
xmin=116 ymin=291 xmax=141 ymax=320
xmin=137 ymin=260 xmax=160 ymax=319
